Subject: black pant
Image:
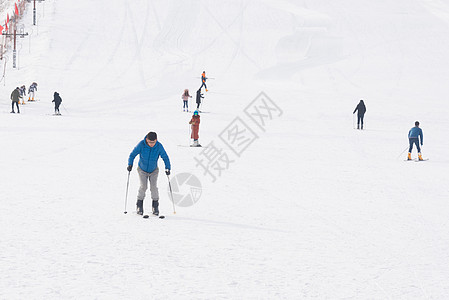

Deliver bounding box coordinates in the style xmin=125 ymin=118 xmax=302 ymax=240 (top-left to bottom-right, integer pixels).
xmin=55 ymin=103 xmax=61 ymax=114
xmin=409 ymin=138 xmax=421 ymax=153
xmin=200 ymin=81 xmax=207 ymax=90
xmin=357 ymin=114 xmax=364 ymax=126
xmin=11 ymin=102 xmax=19 ymax=113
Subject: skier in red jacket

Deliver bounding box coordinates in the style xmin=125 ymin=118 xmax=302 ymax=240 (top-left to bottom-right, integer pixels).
xmin=189 ymin=110 xmax=201 ymax=147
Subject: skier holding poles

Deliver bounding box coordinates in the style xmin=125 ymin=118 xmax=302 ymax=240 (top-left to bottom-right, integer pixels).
xmin=19 ymin=85 xmax=26 ymax=104
xmin=200 ymin=71 xmax=208 ymax=92
xmin=28 ymin=82 xmax=38 ymax=101
xmin=189 ymin=110 xmax=201 ymax=147
xmin=127 ymin=132 xmax=171 ymax=216
xmin=196 ymin=88 xmax=204 ymax=110
xmin=407 ymin=121 xmax=424 ymax=161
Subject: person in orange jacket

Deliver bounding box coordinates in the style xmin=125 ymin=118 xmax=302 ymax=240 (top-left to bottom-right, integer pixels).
xmin=199 ymin=71 xmax=208 ymax=92
xmin=189 ymin=110 xmax=201 ymax=147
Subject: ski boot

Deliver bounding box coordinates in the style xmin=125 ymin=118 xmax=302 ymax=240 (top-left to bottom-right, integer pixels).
xmin=407 ymin=153 xmax=412 ymax=161
xmin=152 ymin=200 xmax=159 ymax=216
xmin=136 ymin=200 xmax=144 ymax=215
xmin=418 ymin=153 xmax=423 ymax=161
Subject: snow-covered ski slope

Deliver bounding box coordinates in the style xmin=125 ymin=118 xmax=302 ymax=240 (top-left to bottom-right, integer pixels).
xmin=1 ymin=0 xmax=449 ymax=298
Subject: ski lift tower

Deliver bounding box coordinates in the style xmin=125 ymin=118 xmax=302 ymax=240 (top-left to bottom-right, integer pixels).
xmin=28 ymin=0 xmax=45 ymax=25
xmin=2 ymin=21 xmax=28 ymax=68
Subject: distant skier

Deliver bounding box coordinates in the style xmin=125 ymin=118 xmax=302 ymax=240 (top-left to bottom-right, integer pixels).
xmin=189 ymin=110 xmax=201 ymax=147
xmin=28 ymin=82 xmax=38 ymax=101
xmin=199 ymin=71 xmax=208 ymax=92
xmin=19 ymin=85 xmax=26 ymax=104
xmin=196 ymin=88 xmax=204 ymax=110
xmin=10 ymin=87 xmax=22 ymax=113
xmin=407 ymin=121 xmax=424 ymax=161
xmin=353 ymin=99 xmax=366 ymax=129
xmin=127 ymin=132 xmax=171 ymax=216
xmin=52 ymin=92 xmax=62 ymax=115
xmin=182 ymin=89 xmax=192 ymax=112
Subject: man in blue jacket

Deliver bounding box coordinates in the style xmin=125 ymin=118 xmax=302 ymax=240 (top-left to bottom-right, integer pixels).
xmin=128 ymin=132 xmax=171 ymax=216
xmin=408 ymin=121 xmax=423 ymax=161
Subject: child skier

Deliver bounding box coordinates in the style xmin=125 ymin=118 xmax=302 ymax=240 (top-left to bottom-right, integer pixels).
xmin=182 ymin=89 xmax=192 ymax=112
xmin=189 ymin=110 xmax=201 ymax=147
xmin=52 ymin=92 xmax=62 ymax=115
xmin=28 ymin=82 xmax=38 ymax=101
xmin=408 ymin=121 xmax=424 ymax=161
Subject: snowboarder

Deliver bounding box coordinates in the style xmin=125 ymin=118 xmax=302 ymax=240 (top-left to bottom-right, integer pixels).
xmin=196 ymin=88 xmax=204 ymax=110
xmin=10 ymin=87 xmax=22 ymax=113
xmin=407 ymin=121 xmax=424 ymax=161
xmin=189 ymin=110 xmax=201 ymax=147
xmin=19 ymin=85 xmax=26 ymax=104
xmin=353 ymin=100 xmax=366 ymax=129
xmin=28 ymin=82 xmax=38 ymax=101
xmin=52 ymin=92 xmax=62 ymax=115
xmin=199 ymin=71 xmax=208 ymax=92
xmin=127 ymin=132 xmax=171 ymax=216
xmin=182 ymin=89 xmax=192 ymax=112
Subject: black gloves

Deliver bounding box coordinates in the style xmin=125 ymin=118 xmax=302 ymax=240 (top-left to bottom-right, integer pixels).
xmin=165 ymin=169 xmax=170 ymax=175
xmin=127 ymin=165 xmax=132 ymax=172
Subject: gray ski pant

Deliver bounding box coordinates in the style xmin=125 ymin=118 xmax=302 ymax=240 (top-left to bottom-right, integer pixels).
xmin=137 ymin=167 xmax=159 ymax=202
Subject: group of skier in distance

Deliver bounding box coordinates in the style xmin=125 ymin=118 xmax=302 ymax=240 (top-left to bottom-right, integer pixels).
xmin=353 ymin=99 xmax=425 ymax=161
xmin=125 ymin=71 xmax=209 ymax=217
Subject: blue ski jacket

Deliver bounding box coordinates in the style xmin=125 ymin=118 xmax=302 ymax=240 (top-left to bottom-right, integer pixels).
xmin=128 ymin=137 xmax=171 ymax=173
xmin=408 ymin=127 xmax=423 ymax=145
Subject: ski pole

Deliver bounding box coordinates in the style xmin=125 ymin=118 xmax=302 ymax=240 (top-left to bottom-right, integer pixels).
xmin=189 ymin=124 xmax=192 ymax=146
xmin=124 ymin=171 xmax=130 ymax=214
xmin=397 ymin=146 xmax=409 ymax=159
xmin=167 ymin=174 xmax=176 ymax=214
xmin=61 ymin=103 xmax=69 ymax=114
xmin=353 ymin=114 xmax=355 ymax=129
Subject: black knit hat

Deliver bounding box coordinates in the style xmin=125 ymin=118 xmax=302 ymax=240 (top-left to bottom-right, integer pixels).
xmin=147 ymin=132 xmax=157 ymax=141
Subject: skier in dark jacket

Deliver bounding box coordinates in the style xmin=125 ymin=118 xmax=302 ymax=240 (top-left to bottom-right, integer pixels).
xmin=127 ymin=132 xmax=171 ymax=216
xmin=10 ymin=87 xmax=22 ymax=113
xmin=196 ymin=89 xmax=204 ymax=110
xmin=52 ymin=92 xmax=62 ymax=115
xmin=407 ymin=121 xmax=424 ymax=161
xmin=353 ymin=100 xmax=366 ymax=129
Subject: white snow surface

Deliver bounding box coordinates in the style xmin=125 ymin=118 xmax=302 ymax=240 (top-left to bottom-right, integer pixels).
xmin=1 ymin=0 xmax=449 ymax=299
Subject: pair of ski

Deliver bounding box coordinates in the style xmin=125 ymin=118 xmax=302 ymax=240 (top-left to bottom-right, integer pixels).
xmin=405 ymin=158 xmax=429 ymax=162
xmin=141 ymin=213 xmax=165 ymax=219
xmin=177 ymin=145 xmax=206 ymax=148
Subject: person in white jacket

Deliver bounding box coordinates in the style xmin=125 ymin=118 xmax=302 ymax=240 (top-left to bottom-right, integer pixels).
xmin=28 ymin=82 xmax=38 ymax=101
